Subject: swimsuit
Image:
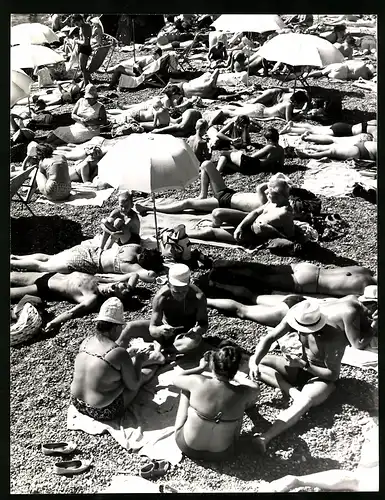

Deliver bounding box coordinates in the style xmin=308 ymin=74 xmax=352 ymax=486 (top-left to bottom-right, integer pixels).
xmin=356 ymin=142 xmax=374 ymax=160
xmin=239 ymin=154 xmax=260 ymax=175
xmin=112 ymin=243 xmax=140 ymax=273
xmin=215 ymin=188 xmax=236 ymax=209
xmin=282 ymin=295 xmax=306 ymax=309
xmin=293 ymin=265 xmax=320 ymax=294
xmin=71 ymin=339 xmax=125 ymax=421
xmin=44 ymin=180 xmax=71 ymax=201
xmin=34 ymin=273 xmax=56 ymax=300
xmin=78 ymin=44 xmax=92 ymax=56
xmin=65 ymin=245 xmax=101 ymax=274
xmin=330 ymin=122 xmax=353 ymax=136
xmin=175 ymin=405 xmax=240 ymax=461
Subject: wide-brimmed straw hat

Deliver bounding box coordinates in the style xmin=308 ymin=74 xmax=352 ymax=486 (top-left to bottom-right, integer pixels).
xmin=95 ymin=297 xmax=125 ymax=324
xmin=286 ymin=299 xmax=327 ymax=333
xmin=358 ymin=285 xmax=377 ymax=303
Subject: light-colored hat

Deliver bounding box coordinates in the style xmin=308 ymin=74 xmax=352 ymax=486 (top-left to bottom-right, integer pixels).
xmin=168 ymin=264 xmax=191 ymax=287
xmin=84 ymin=84 xmax=98 ymax=99
xmin=359 ymin=285 xmax=377 ymax=303
xmin=95 ymin=297 xmax=125 ymax=324
xmin=286 ymin=300 xmax=327 ymax=333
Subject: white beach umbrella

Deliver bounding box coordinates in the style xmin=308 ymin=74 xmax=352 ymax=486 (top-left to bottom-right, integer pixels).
xmin=212 ymin=14 xmax=286 ymax=33
xmin=259 ymin=33 xmax=344 ymax=67
xmin=11 ymin=44 xmax=64 ymax=70
xmin=97 ymin=134 xmax=200 ymax=246
xmin=11 ymin=23 xmax=59 ymax=46
xmin=11 ymin=69 xmax=33 ymax=107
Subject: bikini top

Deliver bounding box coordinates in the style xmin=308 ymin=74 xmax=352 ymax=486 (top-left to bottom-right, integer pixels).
xmin=80 ymin=338 xmax=120 ymax=371
xmin=189 ymin=404 xmax=242 ymax=424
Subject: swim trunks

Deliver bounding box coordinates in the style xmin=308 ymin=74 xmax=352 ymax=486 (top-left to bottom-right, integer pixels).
xmin=215 ymin=188 xmax=236 ymax=209
xmin=71 ymin=393 xmax=125 ymax=421
xmin=175 ymin=426 xmax=236 ymax=461
xmin=330 ymin=122 xmax=353 ymax=136
xmin=44 ymin=180 xmax=71 ymax=201
xmin=78 ymin=44 xmax=92 ymax=56
xmin=293 ymin=368 xmax=331 ymax=389
xmin=34 ymin=273 xmax=56 ymax=300
xmin=356 ymin=142 xmax=373 ymax=160
xmin=293 ymin=265 xmax=320 ymax=294
xmin=282 ymin=295 xmax=306 ymax=309
xmin=361 ymin=121 xmax=368 ymax=134
xmin=239 ymin=154 xmax=260 ymax=175
xmin=65 ymin=245 xmax=101 ymax=274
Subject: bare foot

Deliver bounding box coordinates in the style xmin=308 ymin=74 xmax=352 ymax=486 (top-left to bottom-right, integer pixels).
xmin=259 ymin=475 xmax=298 ymax=492
xmin=301 ymin=131 xmax=310 ymax=141
xmin=197 ymin=193 xmax=207 ymax=200
xmin=280 ymin=121 xmax=293 ymax=135
xmin=252 ymin=434 xmax=267 ymax=454
xmin=295 ymin=148 xmax=308 ymax=158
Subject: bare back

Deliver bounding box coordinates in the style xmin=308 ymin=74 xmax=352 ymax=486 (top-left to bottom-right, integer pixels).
xmin=231 ymin=192 xmax=265 ymax=212
xmin=49 ymin=272 xmax=99 ymax=302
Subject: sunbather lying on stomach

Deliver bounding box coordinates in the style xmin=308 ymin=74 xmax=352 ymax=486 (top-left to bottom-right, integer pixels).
xmin=11 ymin=270 xmax=141 ymax=332
xmin=295 ymin=140 xmax=377 ymax=161
xmin=307 ymin=61 xmax=376 ymax=81
xmin=280 ymin=119 xmax=377 ymax=140
xmin=10 ymin=244 xmax=163 ymax=281
xmin=107 ymin=97 xmax=170 ymax=130
xmin=212 ymin=260 xmax=377 ymax=297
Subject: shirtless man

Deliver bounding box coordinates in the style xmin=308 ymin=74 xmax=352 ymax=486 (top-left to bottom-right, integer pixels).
xmin=296 ymin=140 xmax=377 ymax=162
xmin=280 ymin=119 xmax=377 ymax=141
xmin=10 ymin=244 xmax=163 ymax=281
xmin=187 ymin=119 xmax=211 ymax=163
xmin=172 ymin=68 xmax=223 ymax=99
xmin=212 ymin=260 xmax=377 ymax=297
xmin=116 ymin=264 xmax=208 ymax=355
xmin=205 ymin=287 xmax=378 ymax=350
xmin=11 ymin=270 xmax=140 ymax=333
xmin=300 ymin=132 xmax=373 ymax=147
xmin=216 ymin=127 xmax=285 ymax=175
xmin=151 ymin=109 xmax=202 ymax=138
xmin=248 ymin=299 xmax=358 ymax=452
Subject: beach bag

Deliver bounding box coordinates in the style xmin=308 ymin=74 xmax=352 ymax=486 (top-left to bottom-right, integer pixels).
xmin=10 ymin=302 xmax=42 ymax=346
xmin=159 ymin=224 xmax=192 ymax=264
xmin=294 ymin=220 xmax=319 ymax=243
xmin=111 ymin=121 xmax=144 ymax=137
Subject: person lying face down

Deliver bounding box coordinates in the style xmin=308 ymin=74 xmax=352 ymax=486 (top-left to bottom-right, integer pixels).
xmin=70 ymin=297 xmax=165 ymax=422
xmin=10 ymin=244 xmax=163 ymax=283
xmin=10 ymin=269 xmax=141 ymax=333
xmin=172 ymin=344 xmax=260 ymax=461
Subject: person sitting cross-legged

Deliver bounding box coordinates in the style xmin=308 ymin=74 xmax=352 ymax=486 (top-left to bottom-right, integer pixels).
xmin=248 ymin=299 xmax=357 ymax=453
xmin=172 ymin=345 xmax=260 ymax=461
xmin=70 ymin=298 xmax=165 ymax=422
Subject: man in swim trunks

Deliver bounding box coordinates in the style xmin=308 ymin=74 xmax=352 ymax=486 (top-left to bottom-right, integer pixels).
xmin=151 ymin=109 xmax=202 ymax=137
xmin=217 ymin=127 xmax=285 ymax=175
xmin=280 ymin=120 xmax=377 ymax=141
xmin=172 ymin=68 xmax=223 ymax=99
xmin=10 ymin=270 xmax=140 ymax=333
xmin=10 ymin=244 xmax=163 ymax=282
xmin=295 ymin=140 xmax=377 ymax=161
xmin=248 ymin=299 xmax=353 ymax=452
xmin=212 ymin=261 xmax=377 ymax=297
xmin=116 ymin=264 xmax=208 ymax=356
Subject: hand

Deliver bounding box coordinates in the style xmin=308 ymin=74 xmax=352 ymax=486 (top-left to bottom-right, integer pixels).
xmin=136 ymin=345 xmax=153 ymax=358
xmin=248 ymin=354 xmax=261 ymax=381
xmin=45 ymin=321 xmax=60 ymax=334
xmin=286 ymin=355 xmax=306 ymax=368
xmin=199 ymin=356 xmax=209 ymax=370
xmin=161 ymin=325 xmax=176 ymax=339
xmin=233 ymin=227 xmax=244 ymax=242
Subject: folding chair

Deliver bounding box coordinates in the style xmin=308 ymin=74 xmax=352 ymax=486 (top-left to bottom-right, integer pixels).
xmin=73 ymin=34 xmax=119 ymax=81
xmin=10 ymin=165 xmax=38 ymax=216
xmin=178 ymin=31 xmax=202 ymax=70
xmin=282 ymin=66 xmax=312 ymax=94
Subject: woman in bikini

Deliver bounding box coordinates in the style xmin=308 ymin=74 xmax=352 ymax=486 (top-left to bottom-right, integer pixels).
xmin=71 ymin=297 xmax=164 ymax=421
xmin=173 ymin=345 xmax=260 ymax=461
xmin=281 ymin=120 xmax=377 ymax=141
xmin=71 ymin=14 xmax=93 ymax=87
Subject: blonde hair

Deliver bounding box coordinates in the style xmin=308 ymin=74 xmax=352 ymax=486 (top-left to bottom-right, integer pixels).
xmin=268 ymin=178 xmax=290 ymax=198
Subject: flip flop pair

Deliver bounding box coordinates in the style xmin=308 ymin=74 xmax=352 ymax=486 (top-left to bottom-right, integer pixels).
xmin=140 ymin=459 xmax=170 ymax=480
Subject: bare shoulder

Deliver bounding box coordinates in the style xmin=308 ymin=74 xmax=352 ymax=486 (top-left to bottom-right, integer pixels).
xmin=153 ymin=285 xmax=170 ymax=303
xmin=189 ymin=283 xmax=205 ymax=300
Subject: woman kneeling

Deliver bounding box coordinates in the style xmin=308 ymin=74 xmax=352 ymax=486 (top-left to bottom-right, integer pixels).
xmin=173 ymin=345 xmax=260 ymax=461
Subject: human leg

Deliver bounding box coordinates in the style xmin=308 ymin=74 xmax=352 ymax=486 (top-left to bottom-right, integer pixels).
xmin=11 ymin=285 xmax=39 ymax=302
xmin=217 ymin=151 xmax=243 ymax=173
xmin=135 ymin=197 xmax=218 ymax=214
xmin=187 ymin=226 xmax=236 ymax=243
xmin=211 ymin=208 xmax=247 ymax=228
xmin=302 ymin=133 xmax=335 ymax=144
xmin=36 ymin=171 xmax=48 ymax=195
xmin=207 ymin=298 xmax=285 ymax=326
xmin=79 ymin=53 xmax=90 ymax=86
xmin=262 ymin=470 xmax=360 ymax=492
xmin=201 ymin=160 xmax=228 ymax=198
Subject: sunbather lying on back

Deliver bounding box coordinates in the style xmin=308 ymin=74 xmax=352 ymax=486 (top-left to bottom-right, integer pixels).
xmin=280 ymin=119 xmax=377 ymax=140
xmin=307 ymin=60 xmax=376 ymax=81
xmin=211 ymin=260 xmax=377 ymax=297
xmin=11 ymin=244 xmax=163 ymax=281
xmin=300 ymin=132 xmax=374 ymax=147
xmin=11 ymin=270 xmax=140 ymax=333
xmin=295 ymin=140 xmax=377 ymax=161
xmin=151 ymin=109 xmax=202 ymax=137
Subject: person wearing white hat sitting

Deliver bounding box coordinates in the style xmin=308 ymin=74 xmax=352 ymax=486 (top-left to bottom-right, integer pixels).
xmin=248 ymin=299 xmax=361 ymax=453
xmin=70 ymin=297 xmax=165 ymax=421
xmin=116 ymin=264 xmax=208 ymax=356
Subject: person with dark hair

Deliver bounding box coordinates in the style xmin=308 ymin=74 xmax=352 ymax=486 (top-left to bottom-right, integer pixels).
xmin=116 ymin=264 xmax=208 ymax=356
xmin=31 ymin=81 xmax=81 ymax=107
xmin=249 ymin=87 xmax=309 ymax=110
xmin=151 ymin=108 xmax=203 ymax=137
xmin=280 ymin=119 xmax=377 ymax=141
xmin=71 ymin=14 xmax=93 ymax=87
xmin=216 ymin=126 xmax=284 ymax=175
xmin=321 ymin=24 xmax=347 ymax=44
xmin=11 ymin=270 xmax=141 ymax=333
xmin=172 ymin=344 xmax=260 ymax=460
xmin=187 ymin=119 xmax=211 ymax=163
xmin=334 ymin=34 xmax=356 ymax=59
xmin=208 ymin=40 xmax=228 ymax=69
xmin=70 ymin=298 xmax=165 ymax=421
xmin=69 ymin=144 xmax=104 ymax=183
xmin=35 ymin=143 xmax=72 ymax=201
xmin=11 ymin=244 xmax=163 ymax=281
xmin=210 ymin=114 xmax=251 ymax=150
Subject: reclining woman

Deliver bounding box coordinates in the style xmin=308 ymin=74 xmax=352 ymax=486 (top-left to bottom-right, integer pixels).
xmin=46 ymin=84 xmax=107 ymax=146
xmin=307 ymin=60 xmax=376 ymax=81
xmin=281 ymin=119 xmax=377 ymax=141
xmin=71 ymin=298 xmax=165 ymax=422
xmin=35 ymin=143 xmax=72 ymax=202
xmin=295 ymin=138 xmax=377 ymax=161
xmin=69 ymin=144 xmax=104 ymax=183
xmin=11 ymin=244 xmax=163 ymax=282
xmin=107 ymin=97 xmax=170 ymax=131
xmin=210 ymin=91 xmax=308 ymax=123
xmin=173 ymin=345 xmax=260 ymax=461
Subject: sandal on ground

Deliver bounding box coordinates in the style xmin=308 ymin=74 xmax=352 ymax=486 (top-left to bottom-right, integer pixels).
xmin=42 ymin=441 xmax=77 ymax=456
xmin=53 ymin=458 xmax=92 ymax=475
xmin=140 ymin=459 xmax=170 ymax=480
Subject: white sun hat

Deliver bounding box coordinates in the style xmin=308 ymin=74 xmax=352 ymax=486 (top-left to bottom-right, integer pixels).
xmin=168 ymin=264 xmax=191 ymax=287
xmin=286 ymin=299 xmax=327 ymax=333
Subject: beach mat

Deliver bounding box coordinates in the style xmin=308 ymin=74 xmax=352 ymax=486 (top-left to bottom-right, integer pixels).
xmin=36 ymin=182 xmax=114 ymax=207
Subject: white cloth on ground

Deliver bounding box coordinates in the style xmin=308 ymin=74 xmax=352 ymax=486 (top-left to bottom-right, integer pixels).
xmin=36 ymin=182 xmax=114 ymax=206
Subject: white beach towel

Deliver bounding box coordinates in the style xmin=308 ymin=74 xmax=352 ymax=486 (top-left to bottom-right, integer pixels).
xmin=36 ymin=182 xmax=114 ymax=206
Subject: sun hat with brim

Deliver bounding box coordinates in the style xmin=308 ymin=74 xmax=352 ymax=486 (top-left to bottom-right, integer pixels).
xmin=286 ymin=300 xmax=327 ymax=333
xmin=358 ymin=285 xmax=377 ymax=303
xmin=168 ymin=263 xmax=191 ymax=287
xmin=84 ymin=84 xmax=98 ymax=99
xmin=95 ymin=297 xmax=125 ymax=324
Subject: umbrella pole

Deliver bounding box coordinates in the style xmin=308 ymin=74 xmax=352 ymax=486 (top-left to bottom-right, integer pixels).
xmin=132 ymin=17 xmax=136 ymax=63
xmin=152 ymin=192 xmax=160 ymax=251
xmin=28 ymin=95 xmax=31 ymax=114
